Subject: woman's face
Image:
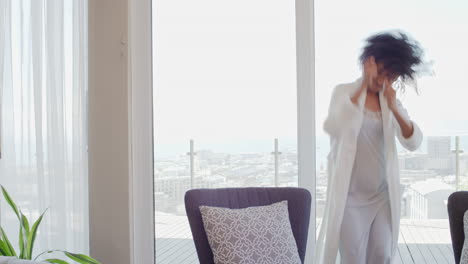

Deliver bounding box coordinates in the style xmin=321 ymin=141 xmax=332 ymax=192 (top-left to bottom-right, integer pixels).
xmin=368 ymin=62 xmax=398 ymax=93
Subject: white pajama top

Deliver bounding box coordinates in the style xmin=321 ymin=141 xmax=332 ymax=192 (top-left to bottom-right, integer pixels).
xmin=346 ymin=108 xmax=389 ymax=207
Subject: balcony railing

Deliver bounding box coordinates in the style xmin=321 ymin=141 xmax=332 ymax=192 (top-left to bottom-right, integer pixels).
xmin=184 ymin=138 xmax=286 ymax=188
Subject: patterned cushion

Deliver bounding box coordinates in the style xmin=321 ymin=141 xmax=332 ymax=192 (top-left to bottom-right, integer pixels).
xmin=199 ymin=200 xmax=301 ymax=264
xmin=462 ymin=210 xmax=468 ymax=264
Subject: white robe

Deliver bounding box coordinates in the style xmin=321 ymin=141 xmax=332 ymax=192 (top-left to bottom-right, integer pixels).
xmin=315 ymin=78 xmax=423 ymax=264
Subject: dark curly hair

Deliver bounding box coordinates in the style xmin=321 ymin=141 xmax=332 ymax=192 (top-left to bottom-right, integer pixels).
xmin=359 ymin=31 xmax=426 ymax=89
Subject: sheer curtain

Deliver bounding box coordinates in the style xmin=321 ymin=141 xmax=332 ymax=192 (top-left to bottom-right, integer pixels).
xmin=0 ymin=0 xmax=88 ymax=259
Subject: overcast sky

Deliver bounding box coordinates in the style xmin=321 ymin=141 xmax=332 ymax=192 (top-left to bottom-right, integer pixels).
xmin=152 ymin=0 xmax=468 ymax=155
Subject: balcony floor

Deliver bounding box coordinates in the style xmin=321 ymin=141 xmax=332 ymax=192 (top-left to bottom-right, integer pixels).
xmin=155 ymin=213 xmax=455 ymax=264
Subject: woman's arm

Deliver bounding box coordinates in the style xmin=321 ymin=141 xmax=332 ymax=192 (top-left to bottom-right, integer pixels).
xmin=351 ymin=82 xmax=366 ymax=105
xmin=323 ymin=85 xmax=363 ymax=138
xmin=384 ymin=81 xmax=423 ymax=151
xmin=324 ymin=58 xmax=376 ymax=138
xmin=392 ymin=107 xmax=414 ymax=139
xmin=392 ymin=100 xmax=423 ymax=151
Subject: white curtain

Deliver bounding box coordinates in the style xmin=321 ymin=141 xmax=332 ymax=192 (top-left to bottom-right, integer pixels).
xmin=0 ymin=0 xmax=88 ymax=259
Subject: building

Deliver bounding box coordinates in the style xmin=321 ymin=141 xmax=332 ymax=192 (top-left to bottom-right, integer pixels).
xmin=399 ymin=169 xmax=437 ymax=186
xmin=427 ymin=136 xmax=452 ymax=174
xmin=398 ymin=152 xmax=428 ymax=170
xmin=403 ymin=178 xmax=455 ymax=219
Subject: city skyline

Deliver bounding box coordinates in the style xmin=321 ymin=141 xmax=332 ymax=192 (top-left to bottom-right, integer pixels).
xmin=154 ymin=135 xmax=468 ymax=219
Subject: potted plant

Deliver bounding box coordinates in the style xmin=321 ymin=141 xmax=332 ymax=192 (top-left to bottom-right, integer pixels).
xmin=0 ymin=185 xmax=101 ymax=264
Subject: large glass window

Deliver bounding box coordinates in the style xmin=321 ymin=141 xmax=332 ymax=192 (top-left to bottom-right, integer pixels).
xmin=152 ymin=0 xmax=297 ymax=262
xmin=315 ymin=0 xmax=468 ymax=262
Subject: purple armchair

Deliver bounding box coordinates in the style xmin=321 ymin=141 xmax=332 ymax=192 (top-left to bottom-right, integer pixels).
xmin=184 ymin=187 xmax=312 ymax=264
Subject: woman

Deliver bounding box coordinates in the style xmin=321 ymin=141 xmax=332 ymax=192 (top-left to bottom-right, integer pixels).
xmin=315 ymin=31 xmax=425 ymax=264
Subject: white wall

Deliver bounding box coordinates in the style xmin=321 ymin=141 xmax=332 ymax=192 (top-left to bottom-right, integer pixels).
xmin=88 ymin=0 xmax=131 ymax=263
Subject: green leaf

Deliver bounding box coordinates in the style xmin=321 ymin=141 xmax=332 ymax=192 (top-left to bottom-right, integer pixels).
xmin=1 ymin=186 xmax=20 ymax=219
xmin=65 ymin=252 xmax=101 ymax=264
xmin=0 ymin=227 xmax=16 ymax=257
xmin=1 ymin=185 xmax=20 ymax=220
xmin=45 ymin=259 xmax=70 ymax=264
xmin=25 ymin=209 xmax=47 ymax=259
xmin=21 ymin=212 xmax=30 ymax=233
xmin=19 ymin=211 xmax=30 ymax=259
xmin=19 ymin=225 xmax=24 ymax=258
xmin=33 ymin=250 xmax=55 ymax=261
xmin=0 ymin=239 xmax=11 ymax=256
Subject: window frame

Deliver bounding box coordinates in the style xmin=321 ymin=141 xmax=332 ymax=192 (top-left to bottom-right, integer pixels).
xmin=128 ymin=0 xmax=315 ymax=262
xmin=128 ymin=0 xmax=156 ymax=264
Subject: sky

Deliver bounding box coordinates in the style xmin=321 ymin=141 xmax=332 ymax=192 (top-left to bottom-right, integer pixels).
xmin=152 ymin=0 xmax=297 ymax=150
xmin=315 ymin=0 xmax=468 ymax=136
xmin=152 ymin=0 xmax=468 ymax=157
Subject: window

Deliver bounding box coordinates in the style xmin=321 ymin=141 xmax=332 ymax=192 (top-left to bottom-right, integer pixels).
xmin=152 ymin=0 xmax=299 ymax=262
xmin=315 ymin=0 xmax=468 ymax=261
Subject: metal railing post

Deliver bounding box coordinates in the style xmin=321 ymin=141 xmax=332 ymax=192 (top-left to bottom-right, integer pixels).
xmin=271 ymin=138 xmax=282 ymax=187
xmin=187 ymin=139 xmax=196 ymax=189
xmin=453 ymin=136 xmax=464 ymax=190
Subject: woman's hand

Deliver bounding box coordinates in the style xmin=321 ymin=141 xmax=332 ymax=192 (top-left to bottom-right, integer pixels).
xmin=352 ymin=57 xmax=378 ymax=105
xmin=363 ymin=56 xmax=378 ymax=90
xmin=383 ymin=79 xmax=397 ymax=112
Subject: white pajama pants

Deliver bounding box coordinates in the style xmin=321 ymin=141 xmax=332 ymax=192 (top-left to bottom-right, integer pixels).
xmin=339 ymin=201 xmax=392 ymax=264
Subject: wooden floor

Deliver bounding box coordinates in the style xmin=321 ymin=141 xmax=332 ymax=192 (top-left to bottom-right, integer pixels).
xmin=156 ymin=213 xmax=199 ymax=264
xmin=394 ymin=220 xmax=454 ymax=264
xmin=155 ymin=214 xmax=455 ymax=264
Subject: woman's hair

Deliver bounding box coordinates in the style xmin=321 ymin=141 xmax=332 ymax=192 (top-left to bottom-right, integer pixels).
xmin=359 ymin=31 xmax=428 ymax=92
